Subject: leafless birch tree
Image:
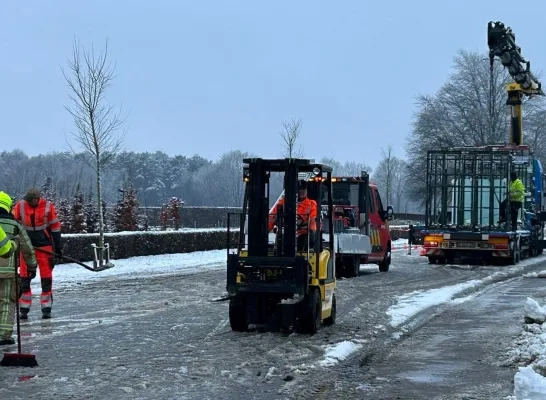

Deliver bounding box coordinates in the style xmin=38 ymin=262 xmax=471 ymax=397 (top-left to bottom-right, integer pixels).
xmin=373 ymin=144 xmax=399 ymax=206
xmin=280 ymin=118 xmax=304 ymax=158
xmin=62 ymin=38 xmax=127 ymax=266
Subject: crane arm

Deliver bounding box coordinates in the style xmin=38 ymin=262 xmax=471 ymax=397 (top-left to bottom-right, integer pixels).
xmin=487 ymin=21 xmax=544 ymax=146
xmin=487 ymin=21 xmax=544 ymax=96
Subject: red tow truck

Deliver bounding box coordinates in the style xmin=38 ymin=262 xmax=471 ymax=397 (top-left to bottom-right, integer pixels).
xmin=325 ymin=173 xmax=394 ymax=278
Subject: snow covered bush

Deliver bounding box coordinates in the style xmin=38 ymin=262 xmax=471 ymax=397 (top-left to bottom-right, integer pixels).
xmin=57 ymin=198 xmax=71 ymax=233
xmin=159 ymin=197 xmax=185 ymax=230
xmin=84 ymin=200 xmax=100 ymax=233
xmin=41 ymin=176 xmax=56 ymax=201
xmin=70 ymin=191 xmax=87 ymax=233
xmin=112 ymin=185 xmax=140 ymax=232
xmin=503 ymin=297 xmax=546 ymax=399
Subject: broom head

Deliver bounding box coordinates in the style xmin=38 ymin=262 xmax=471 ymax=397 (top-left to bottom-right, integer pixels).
xmin=0 ymin=352 xmax=38 ymax=367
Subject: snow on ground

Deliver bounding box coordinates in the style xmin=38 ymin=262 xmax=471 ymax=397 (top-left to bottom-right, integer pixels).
xmin=31 ymin=249 xmax=231 ymax=290
xmin=318 ymin=340 xmax=364 ymax=367
xmin=504 ymin=295 xmax=546 ymax=399
xmin=386 ymin=255 xmax=546 ymax=329
xmin=62 ymin=227 xmax=236 ymax=238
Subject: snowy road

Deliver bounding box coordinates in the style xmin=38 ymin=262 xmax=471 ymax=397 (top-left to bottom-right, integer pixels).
xmin=1 ymin=245 xmax=546 ymax=399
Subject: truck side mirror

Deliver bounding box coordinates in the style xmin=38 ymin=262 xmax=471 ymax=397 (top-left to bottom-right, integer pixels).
xmin=385 ymin=205 xmax=394 ymax=221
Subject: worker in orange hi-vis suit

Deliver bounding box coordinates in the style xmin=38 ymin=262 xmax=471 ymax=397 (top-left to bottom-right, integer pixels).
xmin=12 ymin=188 xmax=62 ymax=320
xmin=268 ymin=180 xmax=318 ymax=251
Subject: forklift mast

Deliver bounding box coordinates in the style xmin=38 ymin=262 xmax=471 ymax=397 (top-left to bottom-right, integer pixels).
xmin=487 ymin=21 xmax=545 ymax=146
xmin=241 ymin=158 xmax=333 ymax=259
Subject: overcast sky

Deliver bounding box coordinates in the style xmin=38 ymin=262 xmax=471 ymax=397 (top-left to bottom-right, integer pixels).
xmin=2 ymin=1 xmax=546 ymax=169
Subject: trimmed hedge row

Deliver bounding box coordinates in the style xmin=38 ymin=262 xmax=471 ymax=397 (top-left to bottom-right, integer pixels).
xmin=389 ymin=228 xmax=409 ymax=241
xmin=59 ymin=227 xmax=409 ymax=263
xmin=60 ymin=229 xmax=239 ymax=262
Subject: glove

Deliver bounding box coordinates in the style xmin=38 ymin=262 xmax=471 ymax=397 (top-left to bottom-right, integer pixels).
xmin=54 ymin=248 xmax=63 ymax=266
xmin=28 ymin=269 xmax=37 ymax=279
xmin=48 ymin=256 xmax=55 ymax=269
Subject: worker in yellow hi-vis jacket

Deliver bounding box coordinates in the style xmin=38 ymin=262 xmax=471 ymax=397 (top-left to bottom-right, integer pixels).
xmin=0 ymin=191 xmax=37 ymax=345
xmin=500 ymin=171 xmax=526 ymax=231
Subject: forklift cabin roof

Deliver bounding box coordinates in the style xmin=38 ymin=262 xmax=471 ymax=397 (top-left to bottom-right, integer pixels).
xmin=242 ymin=158 xmax=334 ymax=174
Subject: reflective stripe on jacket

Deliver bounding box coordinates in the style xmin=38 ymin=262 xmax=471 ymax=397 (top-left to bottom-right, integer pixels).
xmin=12 ymin=199 xmax=62 ymax=248
xmin=268 ymin=196 xmax=318 ymax=236
xmin=0 ymin=226 xmax=13 ymax=259
xmin=0 ymin=213 xmax=37 ymax=277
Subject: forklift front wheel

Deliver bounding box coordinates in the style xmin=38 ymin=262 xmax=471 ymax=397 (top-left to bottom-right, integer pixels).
xmin=323 ymin=293 xmax=336 ymax=326
xmin=296 ymin=288 xmax=322 ymax=334
xmin=229 ymin=295 xmax=249 ymax=332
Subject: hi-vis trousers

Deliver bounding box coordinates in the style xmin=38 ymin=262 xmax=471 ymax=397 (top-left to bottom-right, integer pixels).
xmin=19 ymin=245 xmax=53 ymax=313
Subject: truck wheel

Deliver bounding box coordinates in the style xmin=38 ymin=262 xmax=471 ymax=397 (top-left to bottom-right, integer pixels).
xmin=323 ymin=293 xmax=336 ymax=326
xmin=510 ymin=239 xmax=520 ymax=265
xmin=379 ymin=243 xmax=391 ymax=272
xmin=229 ymin=295 xmax=248 ymax=332
xmin=344 ymin=255 xmax=360 ymax=278
xmin=296 ymin=288 xmax=322 ymax=334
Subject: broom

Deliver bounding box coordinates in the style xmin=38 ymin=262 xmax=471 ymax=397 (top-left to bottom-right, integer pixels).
xmin=0 ymin=250 xmax=38 ymax=367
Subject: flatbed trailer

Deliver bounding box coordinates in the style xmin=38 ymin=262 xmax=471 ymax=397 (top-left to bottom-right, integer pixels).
xmin=421 ymin=228 xmax=536 ymax=265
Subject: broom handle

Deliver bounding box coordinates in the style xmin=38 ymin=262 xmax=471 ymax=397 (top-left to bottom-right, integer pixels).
xmin=14 ymin=249 xmax=22 ymax=354
xmin=34 ymin=248 xmax=96 ymax=272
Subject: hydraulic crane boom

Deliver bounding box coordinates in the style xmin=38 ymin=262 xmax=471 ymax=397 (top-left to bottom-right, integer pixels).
xmin=487 ymin=21 xmax=545 ymax=146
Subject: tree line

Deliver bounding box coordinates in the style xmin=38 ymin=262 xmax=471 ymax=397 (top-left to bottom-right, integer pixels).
xmin=0 ymin=146 xmax=419 ymax=213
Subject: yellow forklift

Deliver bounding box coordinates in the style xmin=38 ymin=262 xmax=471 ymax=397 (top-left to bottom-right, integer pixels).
xmin=224 ymin=158 xmax=336 ymax=334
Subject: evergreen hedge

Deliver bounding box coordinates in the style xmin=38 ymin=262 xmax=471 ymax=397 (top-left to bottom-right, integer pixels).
xmin=59 ymin=227 xmax=408 ymax=263
xmin=60 ymin=228 xmax=240 ymax=262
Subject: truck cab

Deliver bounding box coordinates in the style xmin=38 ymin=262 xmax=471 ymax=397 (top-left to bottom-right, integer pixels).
xmin=325 ymin=176 xmax=394 ymax=277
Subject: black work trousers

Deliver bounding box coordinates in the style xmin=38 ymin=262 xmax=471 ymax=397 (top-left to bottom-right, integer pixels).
xmin=500 ymin=199 xmax=522 ymax=231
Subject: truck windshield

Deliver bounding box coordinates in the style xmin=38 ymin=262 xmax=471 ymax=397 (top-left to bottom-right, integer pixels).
xmin=323 ymin=182 xmax=352 ymax=205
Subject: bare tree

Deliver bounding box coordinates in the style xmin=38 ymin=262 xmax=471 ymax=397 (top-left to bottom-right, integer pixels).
xmin=406 ymin=49 xmax=546 ymax=205
xmin=373 ymin=145 xmax=397 ymax=205
xmin=280 ymin=118 xmax=304 ymax=158
xmin=319 ymin=158 xmax=373 ymax=176
xmin=62 ymin=38 xmax=127 ymax=266
xmin=392 ymin=159 xmax=407 ymax=211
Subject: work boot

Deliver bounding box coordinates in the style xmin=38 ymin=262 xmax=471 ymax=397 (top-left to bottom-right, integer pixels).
xmin=20 ymin=309 xmax=28 ymax=320
xmin=0 ymin=337 xmax=15 ymax=345
xmin=42 ymin=307 xmax=51 ymax=319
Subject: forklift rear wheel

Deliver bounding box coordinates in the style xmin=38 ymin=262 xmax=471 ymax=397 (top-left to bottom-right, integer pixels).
xmin=323 ymin=293 xmax=336 ymax=326
xmin=229 ymin=295 xmax=248 ymax=332
xmin=296 ymin=288 xmax=322 ymax=334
